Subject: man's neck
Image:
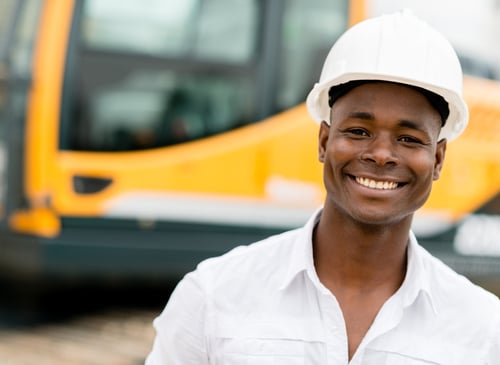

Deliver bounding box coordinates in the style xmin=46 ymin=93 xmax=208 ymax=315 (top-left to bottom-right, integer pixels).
xmin=312 ymin=208 xmax=411 ymax=292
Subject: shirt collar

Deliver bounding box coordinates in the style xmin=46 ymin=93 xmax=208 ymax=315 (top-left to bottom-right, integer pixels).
xmin=279 ymin=208 xmax=321 ymax=291
xmin=279 ymin=209 xmax=439 ymax=315
xmin=401 ymin=231 xmax=439 ymax=314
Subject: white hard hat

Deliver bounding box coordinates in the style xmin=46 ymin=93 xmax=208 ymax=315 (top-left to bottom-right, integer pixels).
xmin=306 ymin=10 xmax=469 ymax=141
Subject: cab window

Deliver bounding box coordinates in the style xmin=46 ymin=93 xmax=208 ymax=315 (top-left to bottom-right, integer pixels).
xmin=61 ymin=0 xmax=257 ymax=151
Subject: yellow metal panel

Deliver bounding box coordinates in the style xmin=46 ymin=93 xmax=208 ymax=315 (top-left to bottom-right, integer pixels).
xmin=10 ymin=0 xmax=75 ymax=236
xmin=9 ymin=207 xmax=61 ymax=238
xmin=348 ymin=0 xmax=367 ymax=26
xmin=53 ymin=105 xmax=324 ymax=216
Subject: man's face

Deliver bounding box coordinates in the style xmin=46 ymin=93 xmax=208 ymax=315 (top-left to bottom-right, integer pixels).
xmin=318 ymin=82 xmax=447 ymax=226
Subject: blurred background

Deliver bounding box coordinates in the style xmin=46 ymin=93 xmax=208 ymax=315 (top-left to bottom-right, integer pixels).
xmin=371 ymin=0 xmax=500 ymax=78
xmin=0 ymin=0 xmax=499 ymax=364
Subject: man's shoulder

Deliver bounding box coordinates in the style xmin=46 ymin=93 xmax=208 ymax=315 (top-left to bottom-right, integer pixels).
xmin=414 ymin=244 xmax=500 ymax=354
xmin=417 ymin=244 xmax=500 ymax=311
xmin=193 ymin=227 xmax=302 ymax=288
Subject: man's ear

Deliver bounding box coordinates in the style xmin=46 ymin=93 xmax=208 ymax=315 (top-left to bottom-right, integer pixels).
xmin=318 ymin=121 xmax=330 ymax=163
xmin=433 ymin=138 xmax=447 ymax=180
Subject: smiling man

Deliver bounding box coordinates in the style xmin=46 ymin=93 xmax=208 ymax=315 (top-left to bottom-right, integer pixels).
xmin=314 ymin=81 xmax=448 ymax=359
xmin=146 ymin=11 xmax=500 ymax=365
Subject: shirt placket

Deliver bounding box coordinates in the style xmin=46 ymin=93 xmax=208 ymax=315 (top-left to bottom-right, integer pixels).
xmin=349 ymin=295 xmax=405 ymax=365
xmin=318 ymin=288 xmax=350 ymax=365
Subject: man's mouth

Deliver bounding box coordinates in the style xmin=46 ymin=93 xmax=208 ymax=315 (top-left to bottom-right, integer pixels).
xmin=355 ymin=176 xmax=400 ymax=190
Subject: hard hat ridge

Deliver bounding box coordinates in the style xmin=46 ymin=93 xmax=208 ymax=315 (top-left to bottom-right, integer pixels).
xmin=306 ymin=10 xmax=469 ymax=141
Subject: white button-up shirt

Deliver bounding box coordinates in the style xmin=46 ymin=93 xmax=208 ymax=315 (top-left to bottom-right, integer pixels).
xmin=145 ymin=211 xmax=500 ymax=364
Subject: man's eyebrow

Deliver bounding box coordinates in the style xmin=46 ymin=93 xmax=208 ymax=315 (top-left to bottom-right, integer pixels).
xmin=398 ymin=119 xmax=425 ymax=131
xmin=347 ymin=112 xmax=431 ymax=132
xmin=348 ymin=111 xmax=374 ymax=120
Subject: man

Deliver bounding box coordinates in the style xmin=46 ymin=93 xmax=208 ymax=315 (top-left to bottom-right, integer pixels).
xmin=145 ymin=11 xmax=500 ymax=364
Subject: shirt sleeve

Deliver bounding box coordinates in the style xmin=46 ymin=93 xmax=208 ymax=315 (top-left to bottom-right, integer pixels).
xmin=145 ymin=270 xmax=209 ymax=365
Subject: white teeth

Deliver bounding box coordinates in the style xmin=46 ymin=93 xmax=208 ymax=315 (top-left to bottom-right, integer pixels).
xmin=355 ymin=177 xmax=398 ymax=190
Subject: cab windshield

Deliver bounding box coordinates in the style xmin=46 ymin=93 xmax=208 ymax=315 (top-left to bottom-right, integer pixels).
xmin=60 ymin=0 xmax=348 ymax=151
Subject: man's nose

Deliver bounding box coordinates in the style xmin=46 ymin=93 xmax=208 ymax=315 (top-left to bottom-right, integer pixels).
xmin=360 ymin=134 xmax=399 ymax=166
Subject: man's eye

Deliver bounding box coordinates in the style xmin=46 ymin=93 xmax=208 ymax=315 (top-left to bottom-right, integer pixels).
xmin=347 ymin=128 xmax=368 ymax=136
xmin=399 ymin=136 xmax=421 ymax=143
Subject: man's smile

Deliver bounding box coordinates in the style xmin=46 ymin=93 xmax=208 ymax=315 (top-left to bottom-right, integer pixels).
xmin=353 ymin=176 xmax=402 ymax=190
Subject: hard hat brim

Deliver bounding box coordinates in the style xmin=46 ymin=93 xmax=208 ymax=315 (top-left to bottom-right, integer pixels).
xmin=306 ymin=72 xmax=469 ymax=142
